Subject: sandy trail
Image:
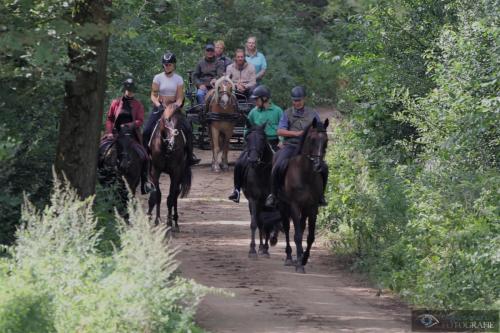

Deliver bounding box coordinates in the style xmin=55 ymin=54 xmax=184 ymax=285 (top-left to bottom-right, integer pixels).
xmin=145 ymin=108 xmax=411 ymax=332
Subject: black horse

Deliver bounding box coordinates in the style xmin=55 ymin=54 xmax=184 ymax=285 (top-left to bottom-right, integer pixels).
xmin=98 ymin=124 xmax=143 ymax=205
xmin=241 ymin=122 xmax=281 ymax=258
xmin=277 ymin=118 xmax=329 ymax=273
xmin=148 ymin=104 xmax=192 ymax=231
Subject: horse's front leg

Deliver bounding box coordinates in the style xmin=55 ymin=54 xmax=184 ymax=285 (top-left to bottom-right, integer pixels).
xmin=166 ymin=178 xmax=179 ymax=231
xmin=220 ymin=124 xmax=234 ymax=171
xmin=148 ymin=167 xmax=161 ymax=226
xmin=280 ymin=205 xmax=293 ymax=266
xmin=302 ymin=207 xmax=318 ymax=266
xmin=290 ymin=204 xmax=305 ymax=273
xmin=210 ymin=124 xmax=221 ymax=172
xmin=248 ymin=200 xmax=258 ymax=259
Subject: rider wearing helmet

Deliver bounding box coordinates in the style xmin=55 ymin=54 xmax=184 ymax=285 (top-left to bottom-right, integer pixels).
xmin=143 ymin=51 xmax=200 ymax=165
xmin=264 ymin=86 xmax=328 ymax=207
xmin=100 ymin=78 xmax=153 ymax=194
xmin=193 ymin=43 xmax=225 ymax=104
xmin=228 ymin=85 xmax=283 ymax=203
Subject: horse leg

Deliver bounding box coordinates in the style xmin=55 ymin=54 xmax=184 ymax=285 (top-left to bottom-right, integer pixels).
xmin=280 ymin=206 xmax=293 ymax=266
xmin=148 ymin=167 xmax=161 ymax=225
xmin=221 ymin=124 xmax=234 ymax=171
xmin=302 ymin=208 xmax=317 ymax=266
xmin=248 ymin=200 xmax=258 ymax=259
xmin=210 ymin=124 xmax=221 ymax=172
xmin=166 ymin=179 xmax=177 ymax=231
xmin=291 ymin=204 xmax=305 ymax=273
xmin=172 ymin=183 xmax=180 ymax=233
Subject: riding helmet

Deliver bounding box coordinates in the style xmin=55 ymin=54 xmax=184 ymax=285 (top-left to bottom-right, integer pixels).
xmin=250 ymin=85 xmax=271 ymax=100
xmin=291 ymin=86 xmax=306 ymax=101
xmin=162 ymin=51 xmax=176 ymax=65
xmin=123 ymin=78 xmax=135 ymax=91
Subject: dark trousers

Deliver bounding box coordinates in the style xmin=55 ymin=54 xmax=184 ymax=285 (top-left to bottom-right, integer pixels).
xmin=143 ymin=106 xmax=164 ymax=150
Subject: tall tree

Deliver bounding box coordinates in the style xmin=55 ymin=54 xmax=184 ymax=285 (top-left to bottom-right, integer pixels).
xmin=55 ymin=0 xmax=112 ymax=198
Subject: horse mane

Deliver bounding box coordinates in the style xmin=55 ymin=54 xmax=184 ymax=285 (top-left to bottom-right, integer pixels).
xmin=296 ymin=120 xmax=326 ymax=155
xmin=213 ymin=75 xmax=234 ymax=102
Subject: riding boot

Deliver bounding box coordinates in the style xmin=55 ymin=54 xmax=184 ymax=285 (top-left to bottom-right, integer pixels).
xmin=185 ymin=127 xmax=201 ymax=166
xmin=228 ymin=189 xmax=240 ymax=203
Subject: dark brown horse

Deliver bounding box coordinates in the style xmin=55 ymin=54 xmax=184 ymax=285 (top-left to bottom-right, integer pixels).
xmin=98 ymin=125 xmax=143 ymax=203
xmin=278 ymin=118 xmax=329 ymax=273
xmin=206 ymin=76 xmax=238 ymax=172
xmin=147 ymin=104 xmax=192 ymax=231
xmin=241 ymin=122 xmax=281 ymax=258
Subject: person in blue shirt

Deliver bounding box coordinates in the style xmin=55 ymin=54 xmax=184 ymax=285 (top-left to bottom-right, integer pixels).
xmin=245 ymin=36 xmax=267 ymax=84
xmin=265 ymin=86 xmax=328 ymax=208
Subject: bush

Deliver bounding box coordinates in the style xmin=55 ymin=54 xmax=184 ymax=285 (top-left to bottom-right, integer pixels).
xmin=0 ymin=177 xmax=212 ymax=332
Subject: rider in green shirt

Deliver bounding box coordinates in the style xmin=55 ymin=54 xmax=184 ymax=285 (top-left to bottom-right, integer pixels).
xmin=228 ymin=86 xmax=283 ymax=202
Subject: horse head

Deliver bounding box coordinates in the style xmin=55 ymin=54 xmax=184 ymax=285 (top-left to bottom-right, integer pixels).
xmin=301 ymin=118 xmax=329 ymax=172
xmin=245 ymin=121 xmax=269 ymax=167
xmin=116 ymin=125 xmax=136 ymax=173
xmin=213 ymin=76 xmax=234 ymax=109
xmin=159 ymin=104 xmax=183 ymax=153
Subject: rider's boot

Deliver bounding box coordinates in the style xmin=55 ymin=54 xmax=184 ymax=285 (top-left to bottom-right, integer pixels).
xmin=265 ymin=193 xmax=277 ymax=208
xmin=228 ymin=188 xmax=240 ymax=203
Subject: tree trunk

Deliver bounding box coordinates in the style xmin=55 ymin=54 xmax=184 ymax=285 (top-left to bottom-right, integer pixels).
xmin=55 ymin=0 xmax=112 ymax=198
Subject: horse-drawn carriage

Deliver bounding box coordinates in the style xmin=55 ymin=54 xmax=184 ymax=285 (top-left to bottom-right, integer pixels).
xmin=184 ymin=70 xmax=254 ymax=150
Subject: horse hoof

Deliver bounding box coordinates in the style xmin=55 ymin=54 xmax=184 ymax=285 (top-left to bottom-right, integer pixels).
xmin=221 ymin=164 xmax=229 ymax=171
xmin=173 ymin=226 xmax=180 ymax=233
xmin=261 ymin=252 xmax=270 ymax=259
xmin=248 ymin=251 xmax=258 ymax=259
xmin=295 ymin=266 xmax=306 ymax=274
xmin=284 ymin=258 xmax=294 ymax=266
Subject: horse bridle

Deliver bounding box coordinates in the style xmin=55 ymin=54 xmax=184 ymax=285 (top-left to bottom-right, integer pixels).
xmin=161 ymin=119 xmax=185 ymax=152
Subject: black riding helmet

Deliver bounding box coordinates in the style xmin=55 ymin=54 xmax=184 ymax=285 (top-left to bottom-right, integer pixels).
xmin=250 ymin=85 xmax=271 ymax=101
xmin=291 ymin=86 xmax=306 ymax=100
xmin=123 ymin=78 xmax=135 ymax=92
xmin=162 ymin=51 xmax=176 ymax=65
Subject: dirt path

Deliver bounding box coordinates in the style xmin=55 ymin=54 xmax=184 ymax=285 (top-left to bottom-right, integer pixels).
xmin=146 ymin=108 xmax=411 ymax=332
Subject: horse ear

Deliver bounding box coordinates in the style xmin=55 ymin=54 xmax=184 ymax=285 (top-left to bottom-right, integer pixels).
xmin=312 ymin=117 xmax=318 ymax=128
xmin=324 ymin=118 xmax=329 ymax=130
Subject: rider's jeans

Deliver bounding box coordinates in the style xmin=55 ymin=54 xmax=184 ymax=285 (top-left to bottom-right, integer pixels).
xmin=142 ymin=106 xmax=163 ymax=149
xmin=196 ymin=88 xmax=207 ymax=105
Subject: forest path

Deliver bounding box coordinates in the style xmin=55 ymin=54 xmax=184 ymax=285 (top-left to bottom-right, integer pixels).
xmin=149 ymin=108 xmax=411 ymax=332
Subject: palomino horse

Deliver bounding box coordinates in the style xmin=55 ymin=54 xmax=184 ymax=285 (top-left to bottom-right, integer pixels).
xmin=98 ymin=124 xmax=143 ymax=205
xmin=206 ymin=76 xmax=239 ymax=172
xmin=147 ymin=104 xmax=192 ymax=231
xmin=278 ymin=118 xmax=329 ymax=273
xmin=241 ymin=122 xmax=281 ymax=258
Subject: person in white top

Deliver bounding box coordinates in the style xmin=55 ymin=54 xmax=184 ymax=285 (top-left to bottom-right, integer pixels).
xmin=143 ymin=51 xmax=200 ymax=165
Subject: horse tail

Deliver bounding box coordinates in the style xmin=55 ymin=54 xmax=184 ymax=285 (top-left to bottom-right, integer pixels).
xmin=179 ymin=166 xmax=192 ymax=198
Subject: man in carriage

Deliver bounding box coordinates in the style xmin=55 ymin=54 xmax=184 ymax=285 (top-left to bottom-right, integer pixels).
xmin=99 ymin=78 xmax=152 ymax=194
xmin=193 ymin=43 xmax=225 ymax=105
xmin=264 ymin=86 xmax=328 ymax=207
xmin=226 ymin=48 xmax=257 ymax=100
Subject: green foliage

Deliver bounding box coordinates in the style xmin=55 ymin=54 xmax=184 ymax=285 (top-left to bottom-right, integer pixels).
xmin=0 ymin=177 xmax=212 ymax=332
xmin=320 ymin=0 xmax=499 ymax=310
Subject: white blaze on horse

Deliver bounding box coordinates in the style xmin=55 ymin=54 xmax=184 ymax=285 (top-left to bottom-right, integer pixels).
xmin=205 ymin=76 xmax=239 ymax=172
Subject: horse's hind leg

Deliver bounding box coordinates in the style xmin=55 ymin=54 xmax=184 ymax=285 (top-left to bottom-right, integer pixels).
xmin=302 ymin=208 xmax=318 ymax=266
xmin=221 ymin=124 xmax=234 ymax=171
